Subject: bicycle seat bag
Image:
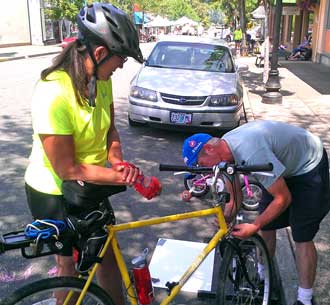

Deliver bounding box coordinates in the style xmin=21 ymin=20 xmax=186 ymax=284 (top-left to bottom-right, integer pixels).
xmin=62 ymin=180 xmax=126 ymax=274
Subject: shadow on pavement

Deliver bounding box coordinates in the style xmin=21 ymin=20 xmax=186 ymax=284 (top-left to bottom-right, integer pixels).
xmin=240 ymin=70 xmax=295 ymax=97
xmin=0 ymin=52 xmax=17 ymax=58
xmin=280 ymin=61 xmax=330 ymax=95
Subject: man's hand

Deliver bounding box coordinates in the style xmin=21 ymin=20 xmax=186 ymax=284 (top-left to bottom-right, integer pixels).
xmin=231 ymin=223 xmax=260 ymax=239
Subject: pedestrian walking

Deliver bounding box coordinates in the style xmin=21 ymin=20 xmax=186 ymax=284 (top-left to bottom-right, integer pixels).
xmin=233 ymin=26 xmax=243 ymax=55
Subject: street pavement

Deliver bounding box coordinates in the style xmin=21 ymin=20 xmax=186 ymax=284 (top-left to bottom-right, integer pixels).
xmin=0 ymin=43 xmax=329 ymax=305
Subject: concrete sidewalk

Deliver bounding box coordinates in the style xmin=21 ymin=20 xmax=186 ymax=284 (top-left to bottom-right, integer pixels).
xmin=238 ymin=56 xmax=330 ymax=305
xmin=0 ymin=44 xmax=62 ymax=62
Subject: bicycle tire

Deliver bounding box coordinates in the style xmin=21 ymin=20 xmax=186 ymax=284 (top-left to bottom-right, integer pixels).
xmin=217 ymin=234 xmax=273 ymax=305
xmin=184 ymin=175 xmax=209 ymax=197
xmin=0 ymin=276 xmax=114 ymax=305
xmin=241 ymin=182 xmax=263 ymax=211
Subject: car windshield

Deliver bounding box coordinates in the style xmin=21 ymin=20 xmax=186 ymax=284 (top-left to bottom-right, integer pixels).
xmin=146 ymin=41 xmax=235 ymax=73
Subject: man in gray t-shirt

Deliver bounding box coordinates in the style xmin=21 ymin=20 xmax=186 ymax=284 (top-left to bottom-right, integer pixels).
xmin=222 ymin=120 xmax=323 ymax=188
xmin=182 ymin=120 xmax=330 ymax=305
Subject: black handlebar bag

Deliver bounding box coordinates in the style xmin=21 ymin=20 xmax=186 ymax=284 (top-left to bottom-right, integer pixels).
xmin=61 ymin=180 xmax=126 ymax=274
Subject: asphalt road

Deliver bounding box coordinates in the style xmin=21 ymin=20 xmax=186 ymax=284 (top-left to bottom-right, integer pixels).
xmin=0 ymin=45 xmax=217 ymax=300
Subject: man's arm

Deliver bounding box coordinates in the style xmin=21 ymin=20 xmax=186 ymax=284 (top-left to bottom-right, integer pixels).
xmin=253 ymin=177 xmax=291 ymax=229
xmin=232 ymin=177 xmax=291 ymax=239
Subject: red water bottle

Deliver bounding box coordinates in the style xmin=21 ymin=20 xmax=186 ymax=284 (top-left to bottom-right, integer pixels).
xmin=132 ymin=248 xmax=154 ymax=305
xmin=134 ymin=174 xmax=161 ymax=200
xmin=114 ymin=162 xmax=161 ymax=200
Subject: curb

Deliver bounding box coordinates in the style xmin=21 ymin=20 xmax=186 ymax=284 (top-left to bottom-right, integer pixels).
xmin=0 ymin=51 xmax=60 ymax=62
xmin=242 ymin=83 xmax=297 ymax=305
xmin=275 ymin=227 xmax=298 ymax=305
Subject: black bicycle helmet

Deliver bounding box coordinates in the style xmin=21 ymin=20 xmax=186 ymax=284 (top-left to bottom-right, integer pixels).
xmin=77 ymin=2 xmax=143 ymax=63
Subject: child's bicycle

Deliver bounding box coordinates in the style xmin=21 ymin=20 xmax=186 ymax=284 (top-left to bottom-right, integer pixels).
xmin=181 ymin=172 xmax=263 ymax=211
xmin=0 ymin=162 xmax=274 ymax=305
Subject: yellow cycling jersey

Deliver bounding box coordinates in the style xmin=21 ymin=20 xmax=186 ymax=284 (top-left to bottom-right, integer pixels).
xmin=25 ymin=70 xmax=113 ymax=195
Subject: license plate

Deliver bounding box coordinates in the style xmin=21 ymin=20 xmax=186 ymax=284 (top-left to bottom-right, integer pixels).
xmin=170 ymin=112 xmax=192 ymax=124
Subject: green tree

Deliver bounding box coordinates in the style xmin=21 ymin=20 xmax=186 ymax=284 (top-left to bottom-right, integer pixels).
xmin=153 ymin=0 xmax=199 ymax=21
xmin=109 ymin=0 xmax=134 ymax=14
xmin=44 ymin=0 xmax=85 ymax=22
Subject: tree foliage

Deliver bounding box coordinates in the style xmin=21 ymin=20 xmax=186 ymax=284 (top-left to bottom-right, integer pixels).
xmin=44 ymin=0 xmax=85 ymax=22
xmin=44 ymin=0 xmax=261 ymax=27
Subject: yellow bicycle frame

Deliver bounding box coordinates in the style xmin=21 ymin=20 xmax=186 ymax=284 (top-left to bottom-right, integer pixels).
xmin=67 ymin=205 xmax=228 ymax=305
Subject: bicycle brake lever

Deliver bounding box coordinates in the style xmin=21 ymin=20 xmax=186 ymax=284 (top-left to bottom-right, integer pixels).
xmin=251 ymin=171 xmax=275 ymax=177
xmin=173 ymin=171 xmax=190 ymax=176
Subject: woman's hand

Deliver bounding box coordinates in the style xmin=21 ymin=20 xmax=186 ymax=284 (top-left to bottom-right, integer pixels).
xmin=114 ymin=162 xmax=141 ymax=186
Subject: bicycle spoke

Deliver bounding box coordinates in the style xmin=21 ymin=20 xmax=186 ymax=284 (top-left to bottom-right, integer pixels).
xmin=218 ymin=235 xmax=273 ymax=305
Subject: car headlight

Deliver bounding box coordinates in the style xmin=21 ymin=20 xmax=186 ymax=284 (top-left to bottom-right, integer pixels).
xmin=130 ymin=86 xmax=158 ymax=102
xmin=208 ymin=94 xmax=239 ymax=106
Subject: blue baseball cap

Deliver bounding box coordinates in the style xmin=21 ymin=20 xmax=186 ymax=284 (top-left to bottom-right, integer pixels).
xmin=182 ymin=133 xmax=212 ymax=166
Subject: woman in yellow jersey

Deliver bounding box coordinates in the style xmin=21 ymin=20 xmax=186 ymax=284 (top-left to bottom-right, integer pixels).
xmin=24 ymin=3 xmax=144 ymax=304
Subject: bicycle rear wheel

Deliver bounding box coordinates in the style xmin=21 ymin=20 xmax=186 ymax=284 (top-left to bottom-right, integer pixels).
xmin=217 ymin=234 xmax=273 ymax=305
xmin=0 ymin=276 xmax=114 ymax=305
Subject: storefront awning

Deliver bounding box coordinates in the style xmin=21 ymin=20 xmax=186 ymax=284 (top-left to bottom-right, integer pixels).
xmin=251 ymin=6 xmax=265 ymax=19
xmin=134 ymin=12 xmax=150 ymax=25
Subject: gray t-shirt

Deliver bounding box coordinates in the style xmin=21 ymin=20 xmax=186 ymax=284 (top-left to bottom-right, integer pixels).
xmin=222 ymin=120 xmax=323 ymax=188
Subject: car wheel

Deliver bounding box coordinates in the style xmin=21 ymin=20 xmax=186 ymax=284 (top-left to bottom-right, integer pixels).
xmin=128 ymin=116 xmax=145 ymax=127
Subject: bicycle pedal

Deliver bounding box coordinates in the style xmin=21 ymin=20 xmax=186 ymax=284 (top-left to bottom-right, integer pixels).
xmin=197 ymin=290 xmax=216 ymax=299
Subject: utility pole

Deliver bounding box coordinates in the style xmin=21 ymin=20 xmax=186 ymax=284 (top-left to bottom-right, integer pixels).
xmin=239 ymin=0 xmax=247 ymax=56
xmin=263 ymin=0 xmax=270 ymax=84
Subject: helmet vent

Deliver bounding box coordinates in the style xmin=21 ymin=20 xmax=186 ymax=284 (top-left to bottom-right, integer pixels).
xmin=111 ymin=30 xmax=124 ymax=44
xmin=86 ymin=10 xmax=96 ymax=23
xmin=102 ymin=5 xmax=112 ymax=14
xmin=105 ymin=15 xmax=119 ymax=29
xmin=102 ymin=5 xmax=118 ymax=28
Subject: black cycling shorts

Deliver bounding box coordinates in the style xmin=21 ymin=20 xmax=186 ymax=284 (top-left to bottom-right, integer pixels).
xmin=25 ymin=183 xmax=119 ymax=256
xmin=25 ymin=183 xmax=74 ymax=256
xmin=258 ymin=149 xmax=330 ymax=242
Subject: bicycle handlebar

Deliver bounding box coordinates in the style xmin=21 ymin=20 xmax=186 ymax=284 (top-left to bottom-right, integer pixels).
xmin=159 ymin=164 xmax=212 ymax=173
xmin=159 ymin=162 xmax=273 ymax=174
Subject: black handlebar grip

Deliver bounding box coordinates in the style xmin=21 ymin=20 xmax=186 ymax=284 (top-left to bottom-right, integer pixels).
xmin=159 ymin=163 xmax=273 ymax=173
xmin=236 ymin=163 xmax=273 ymax=172
xmin=159 ymin=164 xmax=213 ymax=173
xmin=159 ymin=164 xmax=188 ymax=171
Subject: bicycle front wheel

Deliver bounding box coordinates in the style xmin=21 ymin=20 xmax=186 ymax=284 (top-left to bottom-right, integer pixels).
xmin=1 ymin=276 xmax=114 ymax=305
xmin=217 ymin=234 xmax=273 ymax=305
xmin=184 ymin=174 xmax=209 ymax=197
xmin=241 ymin=182 xmax=263 ymax=211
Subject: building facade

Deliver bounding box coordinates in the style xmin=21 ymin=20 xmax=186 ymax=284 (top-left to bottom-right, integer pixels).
xmin=0 ymin=0 xmax=66 ymax=47
xmin=314 ymin=0 xmax=330 ymax=66
xmin=277 ymin=0 xmax=330 ymax=67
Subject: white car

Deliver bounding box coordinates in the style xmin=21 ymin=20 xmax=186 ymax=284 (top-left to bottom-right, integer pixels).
xmin=128 ymin=36 xmax=246 ymax=132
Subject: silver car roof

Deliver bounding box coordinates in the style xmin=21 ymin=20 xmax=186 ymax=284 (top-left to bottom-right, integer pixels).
xmin=157 ymin=35 xmax=229 ymax=47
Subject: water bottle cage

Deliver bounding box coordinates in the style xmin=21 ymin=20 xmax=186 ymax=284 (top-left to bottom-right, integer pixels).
xmin=165 ymin=281 xmax=179 ymax=295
